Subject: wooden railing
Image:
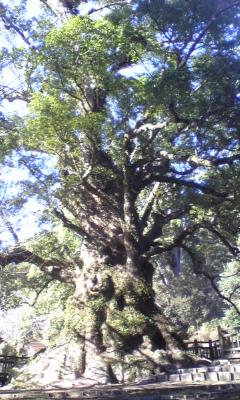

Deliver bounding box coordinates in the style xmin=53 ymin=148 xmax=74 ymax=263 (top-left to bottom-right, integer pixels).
xmin=185 ymin=339 xmax=221 ymax=360
xmin=0 ymin=355 xmax=29 ymax=386
xmin=218 ymin=327 xmax=240 ymax=358
xmin=186 ymin=327 xmax=240 ymax=360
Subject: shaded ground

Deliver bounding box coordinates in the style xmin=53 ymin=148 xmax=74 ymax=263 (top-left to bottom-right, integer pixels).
xmin=1 ymin=380 xmax=240 ymax=399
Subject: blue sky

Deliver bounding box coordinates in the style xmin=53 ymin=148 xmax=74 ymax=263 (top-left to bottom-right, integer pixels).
xmin=0 ymin=1 xmax=45 ymax=246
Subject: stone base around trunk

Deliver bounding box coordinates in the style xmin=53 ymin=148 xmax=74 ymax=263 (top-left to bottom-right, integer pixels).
xmin=7 ymin=341 xmax=193 ymax=389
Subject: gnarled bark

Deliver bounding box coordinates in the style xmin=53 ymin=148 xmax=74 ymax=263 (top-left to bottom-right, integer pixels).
xmin=64 ymin=246 xmax=185 ymax=384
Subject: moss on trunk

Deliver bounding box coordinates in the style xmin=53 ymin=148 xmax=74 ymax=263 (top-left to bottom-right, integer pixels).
xmin=11 ymin=249 xmax=190 ymax=388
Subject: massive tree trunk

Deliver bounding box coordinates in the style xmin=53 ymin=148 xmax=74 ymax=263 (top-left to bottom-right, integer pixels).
xmin=6 ymin=247 xmax=187 ymax=388
xmin=8 ymin=244 xmax=187 ymax=387
xmin=72 ymin=246 xmax=184 ymax=384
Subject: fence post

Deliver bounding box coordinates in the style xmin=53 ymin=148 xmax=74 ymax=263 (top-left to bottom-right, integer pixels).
xmin=209 ymin=339 xmax=214 ymax=360
xmin=194 ymin=339 xmax=198 ymax=356
xmin=218 ymin=326 xmax=224 ymax=356
xmin=3 ymin=356 xmax=7 ymax=374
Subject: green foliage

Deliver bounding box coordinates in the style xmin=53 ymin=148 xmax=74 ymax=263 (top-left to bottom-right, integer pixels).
xmin=64 ymin=296 xmax=106 ymax=336
xmin=26 ymin=93 xmax=81 ymax=154
xmin=0 ymin=226 xmax=78 ymax=345
xmin=26 ymin=223 xmax=83 ymax=263
xmin=154 ymin=252 xmax=226 ymax=334
xmin=16 ymin=278 xmax=74 ymax=347
xmin=219 ymin=261 xmax=240 ymax=328
xmin=0 ymin=115 xmax=19 ymax=161
xmin=108 ymin=307 xmax=151 ymax=337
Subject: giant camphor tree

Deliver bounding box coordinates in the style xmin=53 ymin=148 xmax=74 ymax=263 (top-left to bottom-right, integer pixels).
xmin=0 ymin=0 xmax=240 ymax=385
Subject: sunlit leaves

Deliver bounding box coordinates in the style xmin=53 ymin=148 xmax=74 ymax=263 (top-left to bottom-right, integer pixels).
xmin=26 ymin=93 xmax=80 ymax=153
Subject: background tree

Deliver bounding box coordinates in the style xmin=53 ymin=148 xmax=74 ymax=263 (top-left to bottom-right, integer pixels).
xmin=0 ymin=0 xmax=240 ymax=385
xmin=219 ymin=258 xmax=240 ymax=328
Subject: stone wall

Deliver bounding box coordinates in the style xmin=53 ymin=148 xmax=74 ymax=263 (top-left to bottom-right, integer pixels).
xmin=137 ymin=362 xmax=240 ymax=385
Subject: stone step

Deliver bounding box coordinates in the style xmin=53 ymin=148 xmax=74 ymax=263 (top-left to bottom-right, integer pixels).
xmin=168 ymin=371 xmax=240 ymax=383
xmin=137 ymin=364 xmax=240 ymax=385
xmin=178 ymin=363 xmax=240 ymax=374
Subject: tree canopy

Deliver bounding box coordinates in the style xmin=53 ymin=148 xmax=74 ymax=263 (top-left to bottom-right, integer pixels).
xmin=0 ymin=0 xmax=240 ymax=386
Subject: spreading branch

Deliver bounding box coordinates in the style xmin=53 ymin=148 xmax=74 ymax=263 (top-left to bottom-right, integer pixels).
xmin=142 ymin=204 xmax=191 ymax=250
xmin=178 ymin=153 xmax=240 ymax=169
xmin=178 ymin=0 xmax=240 ymax=68
xmin=0 ymin=209 xmax=19 ymax=244
xmin=0 ymin=84 xmax=30 ymax=103
xmin=181 ymin=244 xmax=240 ymax=316
xmin=0 ymin=3 xmax=35 ymax=49
xmin=30 ymin=278 xmax=55 ymax=307
xmin=53 ymin=208 xmax=91 ymax=242
xmin=145 ymin=224 xmax=201 ymax=258
xmin=0 ymin=247 xmax=73 ymax=283
xmin=140 ymin=174 xmax=228 ymax=198
xmin=203 ymin=223 xmax=240 ymax=258
xmin=88 ymin=1 xmax=128 ymax=16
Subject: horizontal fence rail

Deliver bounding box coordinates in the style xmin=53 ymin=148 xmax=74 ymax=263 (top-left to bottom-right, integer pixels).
xmin=185 ymin=339 xmax=221 ymax=360
xmin=0 ymin=356 xmax=29 ymax=386
xmin=186 ymin=327 xmax=240 ymax=360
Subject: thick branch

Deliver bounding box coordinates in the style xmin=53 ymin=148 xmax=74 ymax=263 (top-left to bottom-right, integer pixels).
xmin=166 ymin=152 xmax=240 ymax=179
xmin=145 ymin=224 xmax=201 ymax=258
xmin=143 ymin=204 xmax=191 ymax=250
xmin=140 ymin=182 xmax=160 ymax=231
xmin=94 ymin=150 xmax=121 ymax=175
xmin=204 ymin=223 xmax=240 ymax=258
xmin=39 ymin=0 xmax=78 ymax=21
xmin=211 ymin=153 xmax=240 ymax=166
xmin=0 ymin=3 xmax=35 ymax=49
xmin=179 ymin=153 xmax=240 ymax=169
xmin=178 ymin=1 xmax=240 ymax=68
xmin=169 ymin=166 xmax=197 ymax=176
xmin=141 ymin=175 xmax=227 ymax=198
xmin=133 ymin=121 xmax=167 ymax=138
xmin=0 ymin=85 xmax=30 ymax=103
xmin=88 ymin=1 xmax=128 ymax=15
xmin=0 ymin=247 xmax=73 ymax=282
xmin=53 ymin=209 xmax=91 ymax=242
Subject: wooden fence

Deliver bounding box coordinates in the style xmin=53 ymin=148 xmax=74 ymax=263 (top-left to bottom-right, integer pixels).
xmin=218 ymin=326 xmax=240 ymax=358
xmin=186 ymin=339 xmax=220 ymax=360
xmin=186 ymin=326 xmax=240 ymax=360
xmin=0 ymin=355 xmax=29 ymax=386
